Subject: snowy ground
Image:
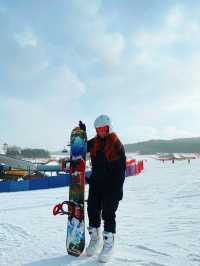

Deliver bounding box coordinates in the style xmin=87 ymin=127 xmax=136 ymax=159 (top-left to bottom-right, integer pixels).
xmin=0 ymin=157 xmax=200 ymax=266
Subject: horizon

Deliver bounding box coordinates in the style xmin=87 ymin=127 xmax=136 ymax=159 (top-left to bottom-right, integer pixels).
xmin=1 ymin=1 xmax=200 ymax=150
xmin=1 ymin=135 xmax=200 ymax=152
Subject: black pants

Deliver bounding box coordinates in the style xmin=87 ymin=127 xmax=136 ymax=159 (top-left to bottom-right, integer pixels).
xmin=87 ymin=185 xmax=119 ymax=233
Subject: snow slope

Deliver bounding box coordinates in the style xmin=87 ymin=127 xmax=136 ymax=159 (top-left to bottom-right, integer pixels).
xmin=0 ymin=157 xmax=200 ymax=266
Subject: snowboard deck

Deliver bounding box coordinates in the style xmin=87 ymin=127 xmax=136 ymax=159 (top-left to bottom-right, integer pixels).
xmin=66 ymin=127 xmax=87 ymax=256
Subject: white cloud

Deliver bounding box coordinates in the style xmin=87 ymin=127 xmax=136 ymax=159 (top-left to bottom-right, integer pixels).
xmin=14 ymin=28 xmax=38 ymax=48
xmin=92 ymin=32 xmax=125 ymax=66
xmin=165 ymin=5 xmax=184 ymax=28
xmin=159 ymin=126 xmax=199 ymax=140
xmin=74 ymin=0 xmax=101 ymax=16
xmin=46 ymin=66 xmax=86 ymax=104
xmin=0 ymin=78 xmax=85 ymax=150
xmin=69 ymin=3 xmax=200 ymax=143
xmin=122 ymin=125 xmax=158 ymax=143
xmin=127 ymin=4 xmax=200 ymax=102
xmin=131 ymin=4 xmax=200 ymax=68
xmin=165 ymin=5 xmax=200 ymax=43
xmin=134 ymin=30 xmax=178 ymax=49
xmin=132 ymin=30 xmax=179 ymax=67
xmin=166 ymin=90 xmax=200 ymax=113
xmin=121 ymin=124 xmax=199 ymax=144
xmin=70 ymin=1 xmax=125 ymax=67
xmin=2 ymin=2 xmax=200 ymax=148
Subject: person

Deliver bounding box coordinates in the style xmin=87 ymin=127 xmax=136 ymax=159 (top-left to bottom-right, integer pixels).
xmin=79 ymin=114 xmax=126 ymax=262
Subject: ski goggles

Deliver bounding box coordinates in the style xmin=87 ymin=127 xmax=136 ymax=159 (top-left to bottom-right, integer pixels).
xmin=96 ymin=125 xmax=109 ymax=135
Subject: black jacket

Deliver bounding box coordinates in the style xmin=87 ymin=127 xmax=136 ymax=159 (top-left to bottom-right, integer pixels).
xmin=87 ymin=136 xmax=126 ymax=200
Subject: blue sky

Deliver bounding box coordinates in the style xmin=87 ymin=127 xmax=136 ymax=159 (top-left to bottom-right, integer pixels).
xmin=1 ymin=0 xmax=200 ymax=150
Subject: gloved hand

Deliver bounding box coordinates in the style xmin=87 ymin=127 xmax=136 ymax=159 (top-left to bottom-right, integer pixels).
xmin=85 ymin=176 xmax=90 ymax=185
xmin=79 ymin=121 xmax=86 ymax=132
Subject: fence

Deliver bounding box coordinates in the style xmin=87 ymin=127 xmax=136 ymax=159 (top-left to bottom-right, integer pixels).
xmin=0 ymin=160 xmax=144 ymax=193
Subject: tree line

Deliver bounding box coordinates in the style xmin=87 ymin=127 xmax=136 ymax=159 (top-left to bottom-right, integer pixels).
xmin=124 ymin=137 xmax=200 ymax=154
xmin=6 ymin=146 xmax=50 ymax=158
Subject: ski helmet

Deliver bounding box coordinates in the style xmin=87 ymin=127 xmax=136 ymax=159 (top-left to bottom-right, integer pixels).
xmin=94 ymin=114 xmax=112 ymax=133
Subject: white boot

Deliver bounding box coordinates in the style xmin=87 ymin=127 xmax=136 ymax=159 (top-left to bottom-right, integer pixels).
xmin=98 ymin=231 xmax=114 ymax=263
xmin=86 ymin=227 xmax=102 ymax=256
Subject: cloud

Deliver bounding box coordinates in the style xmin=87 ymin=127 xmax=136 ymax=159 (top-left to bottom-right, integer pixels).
xmin=0 ymin=99 xmax=83 ymax=150
xmin=45 ymin=66 xmax=86 ymax=104
xmin=0 ymin=63 xmax=87 ymax=149
xmin=7 ymin=63 xmax=86 ymax=105
xmin=165 ymin=5 xmax=184 ymax=28
xmin=63 ymin=1 xmax=125 ymax=67
xmin=14 ymin=28 xmax=38 ymax=48
xmin=131 ymin=5 xmax=199 ymax=68
xmin=127 ymin=4 xmax=200 ymax=95
xmin=1 ymin=1 xmax=200 ymax=148
xmin=159 ymin=126 xmax=199 ymax=140
xmin=166 ymin=90 xmax=200 ymax=113
xmin=122 ymin=124 xmax=199 ymax=144
xmin=92 ymin=32 xmax=125 ymax=66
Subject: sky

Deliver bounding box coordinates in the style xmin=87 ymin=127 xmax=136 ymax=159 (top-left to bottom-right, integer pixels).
xmin=1 ymin=0 xmax=200 ymax=150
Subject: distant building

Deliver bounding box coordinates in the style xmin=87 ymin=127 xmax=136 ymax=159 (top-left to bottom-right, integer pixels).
xmin=0 ymin=143 xmax=8 ymax=154
xmin=3 ymin=143 xmax=8 ymax=154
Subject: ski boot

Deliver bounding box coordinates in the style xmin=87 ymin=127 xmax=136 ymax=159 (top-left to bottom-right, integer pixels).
xmin=98 ymin=231 xmax=114 ymax=263
xmin=86 ymin=227 xmax=102 ymax=256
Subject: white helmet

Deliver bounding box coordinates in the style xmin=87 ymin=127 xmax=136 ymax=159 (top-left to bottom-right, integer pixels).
xmin=94 ymin=114 xmax=113 ymax=132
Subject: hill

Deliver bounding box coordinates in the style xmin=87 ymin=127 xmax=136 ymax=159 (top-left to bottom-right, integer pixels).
xmin=124 ymin=137 xmax=200 ymax=154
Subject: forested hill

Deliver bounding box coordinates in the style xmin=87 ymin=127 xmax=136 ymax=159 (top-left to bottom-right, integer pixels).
xmin=124 ymin=137 xmax=200 ymax=154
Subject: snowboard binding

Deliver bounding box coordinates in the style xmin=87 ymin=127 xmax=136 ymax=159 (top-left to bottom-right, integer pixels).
xmin=53 ymin=201 xmax=84 ymax=220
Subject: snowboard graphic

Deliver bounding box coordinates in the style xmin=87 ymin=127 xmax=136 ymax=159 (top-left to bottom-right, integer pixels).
xmin=53 ymin=127 xmax=87 ymax=257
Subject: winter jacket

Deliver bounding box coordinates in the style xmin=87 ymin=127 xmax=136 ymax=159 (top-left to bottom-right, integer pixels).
xmin=87 ymin=132 xmax=126 ymax=200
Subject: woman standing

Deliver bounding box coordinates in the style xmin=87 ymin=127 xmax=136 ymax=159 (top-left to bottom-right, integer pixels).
xmin=79 ymin=114 xmax=126 ymax=262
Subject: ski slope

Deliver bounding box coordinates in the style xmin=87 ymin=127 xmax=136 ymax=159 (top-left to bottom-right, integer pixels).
xmin=0 ymin=157 xmax=200 ymax=266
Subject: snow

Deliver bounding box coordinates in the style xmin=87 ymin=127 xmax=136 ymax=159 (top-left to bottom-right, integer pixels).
xmin=0 ymin=157 xmax=200 ymax=266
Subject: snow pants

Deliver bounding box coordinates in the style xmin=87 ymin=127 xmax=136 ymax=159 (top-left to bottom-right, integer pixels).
xmin=87 ymin=185 xmax=119 ymax=233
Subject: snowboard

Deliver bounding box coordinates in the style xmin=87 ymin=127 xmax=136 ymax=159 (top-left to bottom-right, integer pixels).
xmin=53 ymin=127 xmax=87 ymax=257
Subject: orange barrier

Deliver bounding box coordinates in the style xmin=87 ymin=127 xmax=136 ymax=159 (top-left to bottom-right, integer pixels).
xmin=5 ymin=169 xmax=29 ymax=177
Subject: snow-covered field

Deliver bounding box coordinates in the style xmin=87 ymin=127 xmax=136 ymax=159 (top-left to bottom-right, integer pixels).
xmin=0 ymin=157 xmax=200 ymax=266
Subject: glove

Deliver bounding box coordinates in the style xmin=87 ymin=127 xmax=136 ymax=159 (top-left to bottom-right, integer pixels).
xmin=79 ymin=121 xmax=86 ymax=132
xmin=85 ymin=176 xmax=90 ymax=184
